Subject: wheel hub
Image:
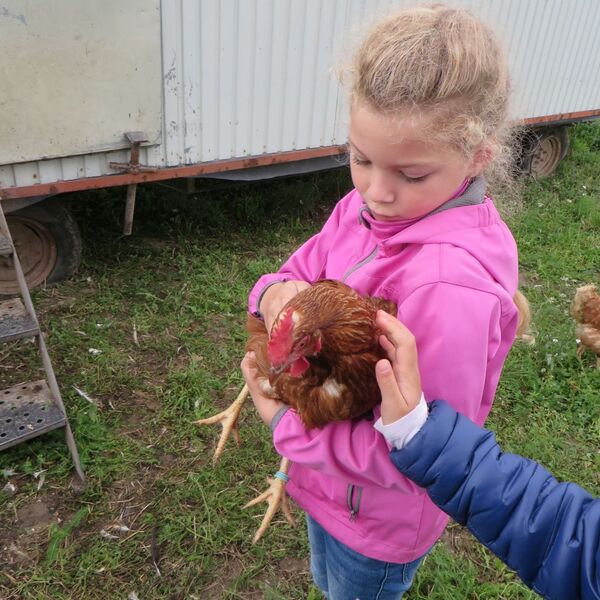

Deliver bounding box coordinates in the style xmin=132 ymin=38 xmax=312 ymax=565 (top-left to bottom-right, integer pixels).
xmin=0 ymin=217 xmax=57 ymax=295
xmin=530 ymin=135 xmax=563 ymax=179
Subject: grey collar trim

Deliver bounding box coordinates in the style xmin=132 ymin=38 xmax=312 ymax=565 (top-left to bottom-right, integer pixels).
xmin=427 ymin=176 xmax=487 ymax=217
xmin=358 ymin=205 xmax=373 ymax=228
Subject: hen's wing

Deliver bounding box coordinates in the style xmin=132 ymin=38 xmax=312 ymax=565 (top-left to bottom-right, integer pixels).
xmin=274 ymin=327 xmax=387 ymax=429
xmin=577 ymin=323 xmax=600 ymax=356
xmin=582 ymin=296 xmax=600 ymax=332
xmin=364 ymin=295 xmax=397 ymax=317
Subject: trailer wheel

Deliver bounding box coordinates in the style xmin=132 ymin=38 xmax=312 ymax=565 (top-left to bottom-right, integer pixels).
xmin=0 ymin=199 xmax=81 ymax=295
xmin=521 ymin=126 xmax=570 ymax=179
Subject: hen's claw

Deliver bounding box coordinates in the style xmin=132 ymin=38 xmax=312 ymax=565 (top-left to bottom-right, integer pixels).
xmin=193 ymin=384 xmax=249 ymax=464
xmin=243 ymin=456 xmax=296 ymax=544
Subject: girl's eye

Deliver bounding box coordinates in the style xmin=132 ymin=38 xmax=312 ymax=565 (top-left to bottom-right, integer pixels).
xmin=351 ymin=155 xmax=370 ymax=167
xmin=402 ymin=173 xmax=429 ymax=183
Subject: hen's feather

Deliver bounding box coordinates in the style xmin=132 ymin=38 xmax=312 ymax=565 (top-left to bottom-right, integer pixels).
xmin=247 ymin=280 xmax=397 ymax=428
xmin=571 ymin=284 xmax=600 ymax=360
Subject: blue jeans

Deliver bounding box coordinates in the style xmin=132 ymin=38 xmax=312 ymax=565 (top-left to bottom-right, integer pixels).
xmin=307 ymin=515 xmax=428 ymax=600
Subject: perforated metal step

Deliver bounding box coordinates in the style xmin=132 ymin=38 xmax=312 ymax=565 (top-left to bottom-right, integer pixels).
xmin=0 ymin=380 xmax=66 ymax=450
xmin=0 ymin=204 xmax=85 ymax=483
xmin=0 ymin=233 xmax=12 ymax=256
xmin=0 ymin=297 xmax=39 ymax=343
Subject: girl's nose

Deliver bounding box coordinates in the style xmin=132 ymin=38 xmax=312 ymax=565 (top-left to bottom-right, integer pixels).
xmin=368 ymin=170 xmax=395 ymax=203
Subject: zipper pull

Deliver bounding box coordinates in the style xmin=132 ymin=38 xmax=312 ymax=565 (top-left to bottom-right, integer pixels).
xmin=346 ymin=484 xmax=362 ymax=521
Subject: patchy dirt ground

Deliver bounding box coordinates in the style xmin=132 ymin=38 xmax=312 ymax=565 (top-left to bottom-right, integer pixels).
xmin=1 ymin=492 xmax=68 ymax=567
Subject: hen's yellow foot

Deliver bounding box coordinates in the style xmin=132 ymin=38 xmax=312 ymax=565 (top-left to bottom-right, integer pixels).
xmin=193 ymin=384 xmax=249 ymax=464
xmin=243 ymin=456 xmax=296 ymax=544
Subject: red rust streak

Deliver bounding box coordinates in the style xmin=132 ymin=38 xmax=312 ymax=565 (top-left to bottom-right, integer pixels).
xmin=0 ymin=146 xmax=347 ymax=200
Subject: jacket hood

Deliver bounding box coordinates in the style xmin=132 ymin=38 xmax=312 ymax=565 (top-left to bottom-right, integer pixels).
xmin=356 ymin=181 xmax=518 ymax=293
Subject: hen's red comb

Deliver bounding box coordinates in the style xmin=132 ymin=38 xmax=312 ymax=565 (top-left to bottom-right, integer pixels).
xmin=267 ymin=307 xmax=295 ymax=365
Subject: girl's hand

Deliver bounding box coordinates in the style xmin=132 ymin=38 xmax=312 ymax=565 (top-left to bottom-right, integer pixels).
xmin=241 ymin=351 xmax=285 ymax=425
xmin=260 ymin=280 xmax=311 ymax=333
xmin=375 ymin=311 xmax=422 ymax=425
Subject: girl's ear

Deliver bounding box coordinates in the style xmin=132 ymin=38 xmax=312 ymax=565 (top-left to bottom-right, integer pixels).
xmin=469 ymin=142 xmax=495 ymax=176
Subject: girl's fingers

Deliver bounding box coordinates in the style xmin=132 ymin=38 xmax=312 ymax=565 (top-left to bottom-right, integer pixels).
xmin=376 ymin=310 xmax=415 ymax=349
xmin=241 ymin=353 xmax=267 ymax=396
xmin=376 ymin=311 xmax=423 ymax=416
xmin=376 ymin=359 xmax=411 ymax=423
xmin=379 ymin=333 xmax=396 ymax=361
xmin=240 ymin=351 xmax=257 ymax=374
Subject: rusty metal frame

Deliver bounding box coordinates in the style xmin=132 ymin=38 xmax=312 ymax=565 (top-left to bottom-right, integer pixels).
xmin=521 ymin=109 xmax=600 ymax=126
xmin=0 ymin=146 xmax=347 ymax=200
xmin=109 ymin=131 xmax=158 ymax=176
xmin=1 ymin=107 xmax=599 ymax=201
xmin=109 ymin=131 xmax=158 ymax=235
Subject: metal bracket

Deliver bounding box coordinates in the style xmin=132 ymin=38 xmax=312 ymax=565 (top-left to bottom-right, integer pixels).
xmin=109 ymin=132 xmax=158 ymax=235
xmin=109 ymin=131 xmax=157 ymax=175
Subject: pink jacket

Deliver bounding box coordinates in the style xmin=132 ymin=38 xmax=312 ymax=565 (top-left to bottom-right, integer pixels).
xmin=248 ymin=187 xmax=519 ymax=563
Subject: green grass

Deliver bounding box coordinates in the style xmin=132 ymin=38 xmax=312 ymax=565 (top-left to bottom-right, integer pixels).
xmin=1 ymin=123 xmax=599 ymax=599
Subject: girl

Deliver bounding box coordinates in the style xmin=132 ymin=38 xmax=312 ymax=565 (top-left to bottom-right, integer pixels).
xmin=243 ymin=5 xmax=525 ymax=598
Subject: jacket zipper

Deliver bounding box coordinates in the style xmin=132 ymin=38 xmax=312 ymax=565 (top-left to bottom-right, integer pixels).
xmin=342 ymin=245 xmax=379 ymax=283
xmin=347 ymin=484 xmax=363 ymax=521
xmin=342 ymin=243 xmax=376 ymax=521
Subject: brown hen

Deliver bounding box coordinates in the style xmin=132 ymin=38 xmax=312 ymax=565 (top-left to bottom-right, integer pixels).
xmin=196 ymin=279 xmax=396 ymax=542
xmin=571 ymin=284 xmax=600 ymax=368
xmin=247 ymin=279 xmax=397 ymax=428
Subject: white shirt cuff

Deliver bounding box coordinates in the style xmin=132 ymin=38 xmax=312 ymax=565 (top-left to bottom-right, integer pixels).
xmin=373 ymin=394 xmax=428 ymax=450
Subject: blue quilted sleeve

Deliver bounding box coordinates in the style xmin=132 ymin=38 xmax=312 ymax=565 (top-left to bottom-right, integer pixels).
xmin=389 ymin=400 xmax=600 ymax=600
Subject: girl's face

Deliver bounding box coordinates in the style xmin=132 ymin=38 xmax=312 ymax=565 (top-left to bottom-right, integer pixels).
xmin=348 ymin=104 xmax=488 ymax=220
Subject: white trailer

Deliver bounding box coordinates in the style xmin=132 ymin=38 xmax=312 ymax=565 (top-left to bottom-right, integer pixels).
xmin=1 ymin=0 xmax=599 ymax=292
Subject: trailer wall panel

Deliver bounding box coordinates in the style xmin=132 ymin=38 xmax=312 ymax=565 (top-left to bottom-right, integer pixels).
xmin=1 ymin=0 xmax=599 ymax=193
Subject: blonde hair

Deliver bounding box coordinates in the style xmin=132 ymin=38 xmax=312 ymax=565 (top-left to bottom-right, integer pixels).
xmin=349 ymin=5 xmax=531 ymax=337
xmin=349 ymin=4 xmax=516 ymax=188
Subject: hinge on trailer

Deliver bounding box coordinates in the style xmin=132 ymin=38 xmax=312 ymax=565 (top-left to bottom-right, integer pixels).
xmin=109 ymin=131 xmax=158 ymax=235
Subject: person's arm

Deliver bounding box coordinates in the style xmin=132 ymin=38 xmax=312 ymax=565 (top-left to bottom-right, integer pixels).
xmin=248 ymin=194 xmax=350 ymax=330
xmin=240 ymin=350 xmax=423 ymax=493
xmin=271 ymin=408 xmax=424 ymax=493
xmin=375 ymin=313 xmax=600 ymax=600
xmin=390 ymin=402 xmax=600 ymax=600
xmin=396 ymin=282 xmax=505 ymax=424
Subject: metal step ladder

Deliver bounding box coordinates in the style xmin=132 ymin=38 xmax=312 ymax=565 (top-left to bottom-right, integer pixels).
xmin=0 ymin=203 xmax=85 ymax=485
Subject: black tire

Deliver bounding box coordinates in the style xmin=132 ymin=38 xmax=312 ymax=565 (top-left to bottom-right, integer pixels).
xmin=0 ymin=198 xmax=81 ymax=295
xmin=520 ymin=126 xmax=570 ymax=179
